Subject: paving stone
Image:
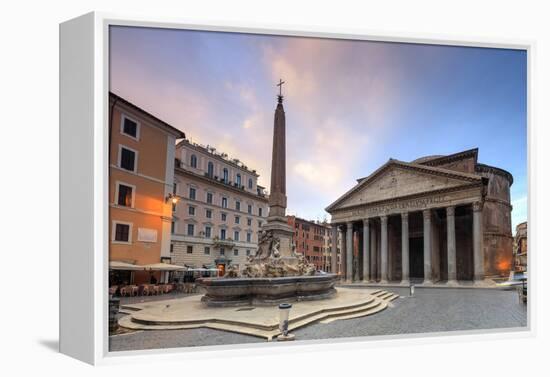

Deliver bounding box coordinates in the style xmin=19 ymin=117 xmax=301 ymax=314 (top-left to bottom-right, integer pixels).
xmin=109 ymin=287 xmax=526 ymax=352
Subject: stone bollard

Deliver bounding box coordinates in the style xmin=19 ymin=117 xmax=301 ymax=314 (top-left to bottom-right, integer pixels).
xmin=109 ymin=297 xmax=120 ymax=333
xmin=277 ymin=303 xmax=295 ymax=341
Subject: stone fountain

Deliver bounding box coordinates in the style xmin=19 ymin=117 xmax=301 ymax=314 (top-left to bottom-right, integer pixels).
xmin=198 ymin=83 xmax=337 ymax=307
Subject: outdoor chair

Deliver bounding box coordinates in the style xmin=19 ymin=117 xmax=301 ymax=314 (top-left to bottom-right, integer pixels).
xmin=140 ymin=284 xmax=150 ymax=296
xmin=130 ymin=285 xmax=139 ymax=297
xmin=119 ymin=286 xmax=129 ymax=297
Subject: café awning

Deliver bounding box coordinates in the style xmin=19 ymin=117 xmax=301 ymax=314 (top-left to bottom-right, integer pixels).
xmin=142 ymin=263 xmax=187 ymax=271
xmin=109 ymin=261 xmax=143 ymax=271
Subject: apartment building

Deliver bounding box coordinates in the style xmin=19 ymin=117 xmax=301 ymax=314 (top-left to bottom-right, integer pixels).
xmin=171 ymin=139 xmax=269 ymax=275
xmin=287 ymin=216 xmax=332 ymax=271
xmin=108 ymin=92 xmax=184 ymax=284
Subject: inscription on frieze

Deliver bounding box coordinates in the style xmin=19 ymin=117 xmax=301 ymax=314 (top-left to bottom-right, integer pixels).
xmin=334 ymin=194 xmax=450 ymax=220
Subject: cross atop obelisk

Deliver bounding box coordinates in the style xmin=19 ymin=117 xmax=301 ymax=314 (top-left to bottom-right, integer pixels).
xmin=277 ymin=79 xmax=285 ymax=103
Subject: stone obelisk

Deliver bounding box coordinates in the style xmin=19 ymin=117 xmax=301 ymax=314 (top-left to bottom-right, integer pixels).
xmin=262 ymin=80 xmax=296 ymax=262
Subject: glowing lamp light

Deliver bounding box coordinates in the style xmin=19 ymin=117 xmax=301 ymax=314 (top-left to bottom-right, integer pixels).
xmin=166 ymin=193 xmax=180 ymax=204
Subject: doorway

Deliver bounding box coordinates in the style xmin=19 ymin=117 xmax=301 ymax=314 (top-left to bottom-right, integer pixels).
xmin=409 ymin=237 xmax=424 ymax=279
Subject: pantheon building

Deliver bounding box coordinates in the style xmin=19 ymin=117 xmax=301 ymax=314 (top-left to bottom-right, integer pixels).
xmin=326 ymin=148 xmax=513 ymax=285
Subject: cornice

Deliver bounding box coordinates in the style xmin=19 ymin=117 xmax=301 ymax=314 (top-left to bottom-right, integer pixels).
xmin=475 ymin=163 xmax=514 ymax=185
xmin=175 ymin=166 xmax=269 ymax=203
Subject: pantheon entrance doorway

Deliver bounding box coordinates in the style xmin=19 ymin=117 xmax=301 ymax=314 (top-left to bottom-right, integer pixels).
xmin=409 ymin=237 xmax=424 ymax=279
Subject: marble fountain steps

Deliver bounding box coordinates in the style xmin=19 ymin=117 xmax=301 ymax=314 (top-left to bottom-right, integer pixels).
xmin=117 ymin=288 xmax=399 ymax=341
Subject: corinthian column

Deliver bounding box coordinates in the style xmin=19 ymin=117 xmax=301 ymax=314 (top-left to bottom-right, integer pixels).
xmin=346 ymin=222 xmax=353 ymax=282
xmin=401 ymin=212 xmax=410 ymax=285
xmin=472 ymin=201 xmax=485 ymax=282
xmin=363 ymin=219 xmax=370 ymax=282
xmin=331 ymin=225 xmax=338 ymax=275
xmin=423 ymin=209 xmax=433 ymax=284
xmin=446 ymin=206 xmax=458 ymax=285
xmin=380 ymin=215 xmax=388 ymax=284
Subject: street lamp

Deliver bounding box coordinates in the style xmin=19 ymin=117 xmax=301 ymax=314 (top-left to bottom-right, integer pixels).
xmin=166 ymin=193 xmax=180 ymax=204
xmin=277 ymin=303 xmax=295 ymax=341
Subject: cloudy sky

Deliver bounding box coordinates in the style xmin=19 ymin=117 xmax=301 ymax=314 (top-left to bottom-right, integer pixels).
xmin=110 ymin=26 xmax=527 ymax=229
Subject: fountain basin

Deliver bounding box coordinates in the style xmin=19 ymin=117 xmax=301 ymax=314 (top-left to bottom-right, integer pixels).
xmin=197 ymin=274 xmax=338 ymax=307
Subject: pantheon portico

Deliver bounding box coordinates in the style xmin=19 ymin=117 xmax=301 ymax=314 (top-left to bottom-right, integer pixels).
xmin=325 ymin=149 xmax=513 ymax=285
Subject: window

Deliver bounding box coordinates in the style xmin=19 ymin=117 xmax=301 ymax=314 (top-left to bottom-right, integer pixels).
xmin=246 ymin=249 xmax=251 ymax=256
xmin=221 ymin=197 xmax=228 ymax=208
xmin=233 ymin=249 xmax=239 ymax=256
xmin=206 ymin=192 xmax=213 ymax=204
xmin=221 ymin=213 xmax=227 ymax=221
xmin=189 ymin=187 xmax=196 ymax=200
xmin=220 ymin=247 xmax=225 ymax=256
xmin=207 ymin=161 xmax=214 ymax=177
xmin=188 ymin=206 xmax=195 ymax=216
xmin=236 ymin=201 xmax=241 ymax=211
xmin=121 ymin=116 xmax=139 ymax=139
xmin=170 ymin=244 xmax=174 ymax=253
xmin=246 ymin=232 xmax=251 ymax=243
xmin=223 ymin=168 xmax=228 ymax=183
xmin=235 ymin=216 xmax=240 ymax=224
xmin=258 ymin=220 xmax=262 ymax=228
xmin=190 ymin=154 xmax=197 ymax=168
xmin=206 ymin=209 xmax=212 ymax=219
xmin=247 ymin=204 xmax=252 ymax=214
xmin=113 ymin=222 xmax=131 ymax=243
xmin=187 ymin=245 xmax=193 ymax=254
xmin=247 ymin=218 xmax=252 ymax=226
xmin=220 ymin=229 xmax=226 ymax=240
xmin=236 ymin=174 xmax=241 ymax=186
xmin=234 ymin=231 xmax=239 ymax=241
xmin=119 ymin=146 xmax=136 ymax=172
xmin=205 ymin=226 xmax=211 ymax=238
xmin=258 ymin=207 xmax=263 ymax=217
xmin=171 ymin=221 xmax=175 ymax=234
xmin=204 ymin=246 xmax=210 ymax=255
xmin=116 ymin=183 xmax=133 ymax=207
xmin=173 ymin=183 xmax=177 ymax=195
xmin=187 ymin=224 xmax=194 ymax=236
xmin=248 ymin=178 xmax=253 ymax=189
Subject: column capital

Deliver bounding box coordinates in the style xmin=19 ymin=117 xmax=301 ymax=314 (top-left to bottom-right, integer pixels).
xmin=346 ymin=221 xmax=353 ymax=229
xmin=363 ymin=218 xmax=370 ymax=226
xmin=422 ymin=209 xmax=431 ymax=219
xmin=401 ymin=212 xmax=409 ymax=221
xmin=472 ymin=201 xmax=484 ymax=212
xmin=446 ymin=206 xmax=455 ymax=217
xmin=380 ymin=215 xmax=388 ymax=223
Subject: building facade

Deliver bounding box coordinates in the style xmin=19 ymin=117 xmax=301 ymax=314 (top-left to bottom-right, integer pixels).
xmin=171 ymin=140 xmax=269 ymax=275
xmin=326 ymin=148 xmax=514 ymax=284
xmin=108 ymin=93 xmax=184 ymax=284
xmin=513 ymin=222 xmax=527 ymax=273
xmin=287 ymin=216 xmax=332 ymax=271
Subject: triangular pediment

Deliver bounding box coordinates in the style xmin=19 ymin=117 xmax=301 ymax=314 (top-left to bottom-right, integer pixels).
xmin=327 ymin=160 xmax=481 ymax=212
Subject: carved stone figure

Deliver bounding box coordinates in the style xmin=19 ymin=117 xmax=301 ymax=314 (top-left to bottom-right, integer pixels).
xmin=224 ymin=264 xmax=240 ymax=278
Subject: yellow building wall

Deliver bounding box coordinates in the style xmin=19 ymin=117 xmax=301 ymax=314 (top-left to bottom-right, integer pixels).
xmin=109 ymin=103 xmax=174 ymax=284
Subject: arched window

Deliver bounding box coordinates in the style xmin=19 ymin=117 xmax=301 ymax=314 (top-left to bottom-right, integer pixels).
xmin=207 ymin=161 xmax=214 ymax=177
xmin=236 ymin=174 xmax=241 ymax=186
xmin=190 ymin=154 xmax=197 ymax=168
xmin=248 ymin=178 xmax=253 ymax=189
xmin=223 ymin=168 xmax=228 ymax=183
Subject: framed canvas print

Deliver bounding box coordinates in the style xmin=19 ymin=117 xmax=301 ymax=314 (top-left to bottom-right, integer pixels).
xmin=60 ymin=12 xmax=531 ymax=365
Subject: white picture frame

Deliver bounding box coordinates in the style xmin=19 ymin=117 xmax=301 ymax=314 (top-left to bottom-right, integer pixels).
xmin=59 ymin=11 xmax=534 ymax=365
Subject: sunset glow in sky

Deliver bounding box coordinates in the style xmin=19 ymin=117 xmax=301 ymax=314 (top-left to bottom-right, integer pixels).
xmin=110 ymin=26 xmax=527 ymax=228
